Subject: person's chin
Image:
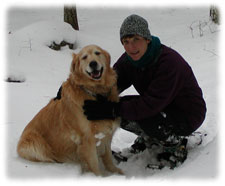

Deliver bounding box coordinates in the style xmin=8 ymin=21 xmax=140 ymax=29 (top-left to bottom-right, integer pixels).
xmin=131 ymin=56 xmax=141 ymax=61
xmin=128 ymin=53 xmax=139 ymax=60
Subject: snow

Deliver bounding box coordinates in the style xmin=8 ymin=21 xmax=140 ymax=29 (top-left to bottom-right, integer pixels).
xmin=95 ymin=133 xmax=106 ymax=140
xmin=95 ymin=133 xmax=106 ymax=146
xmin=1 ymin=3 xmax=224 ymax=186
xmin=96 ymin=141 xmax=101 ymax=147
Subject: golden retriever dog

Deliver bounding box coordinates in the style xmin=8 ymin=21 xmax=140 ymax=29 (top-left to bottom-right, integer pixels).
xmin=17 ymin=45 xmax=123 ymax=176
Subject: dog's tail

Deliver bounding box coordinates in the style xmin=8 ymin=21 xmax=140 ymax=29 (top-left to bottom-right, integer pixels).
xmin=17 ymin=131 xmax=57 ymax=163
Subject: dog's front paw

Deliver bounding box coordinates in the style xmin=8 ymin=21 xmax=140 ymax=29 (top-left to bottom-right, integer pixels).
xmin=113 ymin=167 xmax=124 ymax=175
xmin=117 ymin=168 xmax=124 ymax=175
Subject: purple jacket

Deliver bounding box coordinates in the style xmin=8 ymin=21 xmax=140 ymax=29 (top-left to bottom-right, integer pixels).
xmin=113 ymin=44 xmax=206 ymax=133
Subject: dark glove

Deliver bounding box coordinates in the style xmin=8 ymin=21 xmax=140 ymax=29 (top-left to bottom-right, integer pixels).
xmin=54 ymin=85 xmax=62 ymax=101
xmin=83 ymin=95 xmax=120 ymax=120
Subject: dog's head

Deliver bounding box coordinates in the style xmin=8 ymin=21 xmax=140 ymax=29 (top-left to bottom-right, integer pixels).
xmin=70 ymin=45 xmax=116 ymax=88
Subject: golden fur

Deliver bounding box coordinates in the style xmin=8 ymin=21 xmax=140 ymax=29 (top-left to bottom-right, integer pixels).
xmin=17 ymin=45 xmax=123 ymax=176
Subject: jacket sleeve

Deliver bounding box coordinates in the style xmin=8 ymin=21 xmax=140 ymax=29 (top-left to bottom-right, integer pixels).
xmin=113 ymin=54 xmax=132 ymax=93
xmin=119 ymin=55 xmax=186 ymax=121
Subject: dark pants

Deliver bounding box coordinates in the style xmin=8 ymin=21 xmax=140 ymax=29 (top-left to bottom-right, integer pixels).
xmin=120 ymin=105 xmax=191 ymax=142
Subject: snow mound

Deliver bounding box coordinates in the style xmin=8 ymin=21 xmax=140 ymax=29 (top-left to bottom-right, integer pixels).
xmin=9 ymin=20 xmax=77 ymax=46
xmin=6 ymin=21 xmax=77 ymax=84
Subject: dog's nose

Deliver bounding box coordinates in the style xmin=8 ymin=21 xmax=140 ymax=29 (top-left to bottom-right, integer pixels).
xmin=89 ymin=61 xmax=98 ymax=69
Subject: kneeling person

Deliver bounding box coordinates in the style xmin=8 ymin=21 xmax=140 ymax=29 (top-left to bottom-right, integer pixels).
xmin=83 ymin=14 xmax=206 ymax=169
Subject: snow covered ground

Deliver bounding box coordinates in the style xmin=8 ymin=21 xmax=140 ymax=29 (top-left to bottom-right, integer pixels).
xmin=1 ymin=3 xmax=224 ymax=185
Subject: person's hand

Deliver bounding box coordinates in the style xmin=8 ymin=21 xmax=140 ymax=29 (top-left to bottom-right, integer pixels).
xmin=83 ymin=95 xmax=120 ymax=120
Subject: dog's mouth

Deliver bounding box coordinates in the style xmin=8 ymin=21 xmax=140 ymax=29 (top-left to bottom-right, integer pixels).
xmin=86 ymin=67 xmax=103 ymax=80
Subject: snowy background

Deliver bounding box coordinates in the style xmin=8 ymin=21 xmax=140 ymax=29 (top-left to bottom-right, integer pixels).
xmin=1 ymin=1 xmax=224 ymax=185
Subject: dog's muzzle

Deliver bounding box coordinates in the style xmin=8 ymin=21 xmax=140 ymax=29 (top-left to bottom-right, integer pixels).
xmin=86 ymin=61 xmax=103 ymax=80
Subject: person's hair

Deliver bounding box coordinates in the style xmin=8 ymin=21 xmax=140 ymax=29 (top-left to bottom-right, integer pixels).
xmin=121 ymin=34 xmax=135 ymax=40
xmin=121 ymin=34 xmax=149 ymax=44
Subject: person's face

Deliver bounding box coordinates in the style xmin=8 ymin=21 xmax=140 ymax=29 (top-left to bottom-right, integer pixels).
xmin=122 ymin=35 xmax=150 ymax=61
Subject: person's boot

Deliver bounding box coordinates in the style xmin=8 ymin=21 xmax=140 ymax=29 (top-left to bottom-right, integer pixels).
xmin=129 ymin=136 xmax=147 ymax=153
xmin=146 ymin=135 xmax=188 ymax=169
xmin=112 ymin=136 xmax=146 ymax=163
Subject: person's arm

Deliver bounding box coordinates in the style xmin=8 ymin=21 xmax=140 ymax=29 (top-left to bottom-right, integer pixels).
xmin=83 ymin=52 xmax=187 ymax=121
xmin=113 ymin=53 xmax=132 ymax=93
xmin=119 ymin=62 xmax=183 ymax=120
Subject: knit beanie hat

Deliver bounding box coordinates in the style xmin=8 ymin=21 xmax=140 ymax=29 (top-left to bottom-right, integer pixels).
xmin=120 ymin=14 xmax=152 ymax=41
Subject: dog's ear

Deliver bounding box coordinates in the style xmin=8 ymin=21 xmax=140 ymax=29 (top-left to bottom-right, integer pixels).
xmin=70 ymin=53 xmax=77 ymax=72
xmin=102 ymin=49 xmax=111 ymax=65
xmin=72 ymin=53 xmax=76 ymax=59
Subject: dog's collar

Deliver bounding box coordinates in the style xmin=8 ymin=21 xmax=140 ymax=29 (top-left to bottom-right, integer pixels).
xmin=79 ymin=85 xmax=111 ymax=98
xmin=54 ymin=84 xmax=112 ymax=100
xmin=80 ymin=85 xmax=97 ymax=97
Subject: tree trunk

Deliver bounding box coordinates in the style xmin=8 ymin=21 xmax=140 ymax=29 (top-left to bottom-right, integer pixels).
xmin=210 ymin=6 xmax=220 ymax=24
xmin=64 ymin=5 xmax=79 ymax=30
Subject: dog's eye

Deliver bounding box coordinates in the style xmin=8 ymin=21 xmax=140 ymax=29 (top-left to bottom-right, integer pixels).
xmin=82 ymin=55 xmax=87 ymax=60
xmin=95 ymin=51 xmax=100 ymax=56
